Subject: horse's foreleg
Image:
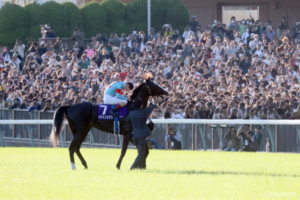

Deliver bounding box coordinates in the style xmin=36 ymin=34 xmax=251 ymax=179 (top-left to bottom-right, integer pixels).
xmin=116 ymin=135 xmax=130 ymax=169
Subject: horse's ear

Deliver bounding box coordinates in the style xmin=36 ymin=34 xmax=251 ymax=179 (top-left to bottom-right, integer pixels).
xmin=143 ymin=73 xmax=152 ymax=84
xmin=146 ymin=77 xmax=150 ymax=85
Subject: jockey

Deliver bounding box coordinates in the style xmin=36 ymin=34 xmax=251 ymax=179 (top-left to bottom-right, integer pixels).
xmin=104 ymin=81 xmax=134 ymax=117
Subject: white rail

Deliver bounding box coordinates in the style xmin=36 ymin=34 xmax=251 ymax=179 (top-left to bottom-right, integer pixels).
xmin=1 ymin=119 xmax=300 ymax=125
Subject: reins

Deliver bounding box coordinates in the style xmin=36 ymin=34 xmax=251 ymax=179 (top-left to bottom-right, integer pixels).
xmin=144 ymin=81 xmax=168 ymax=112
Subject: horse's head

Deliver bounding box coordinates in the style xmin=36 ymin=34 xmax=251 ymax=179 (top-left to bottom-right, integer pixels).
xmin=145 ymin=76 xmax=169 ymax=97
xmin=130 ymin=75 xmax=169 ymax=109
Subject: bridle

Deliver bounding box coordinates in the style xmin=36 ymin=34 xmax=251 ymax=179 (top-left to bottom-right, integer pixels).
xmin=144 ymin=82 xmax=168 ymax=112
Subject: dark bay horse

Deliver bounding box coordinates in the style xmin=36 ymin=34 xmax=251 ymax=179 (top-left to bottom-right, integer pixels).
xmin=49 ymin=77 xmax=168 ymax=170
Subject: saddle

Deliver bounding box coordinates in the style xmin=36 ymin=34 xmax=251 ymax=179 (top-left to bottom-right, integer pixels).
xmin=97 ymin=104 xmax=129 ymax=135
xmin=97 ymin=104 xmax=155 ymax=135
xmin=97 ymin=104 xmax=128 ymax=120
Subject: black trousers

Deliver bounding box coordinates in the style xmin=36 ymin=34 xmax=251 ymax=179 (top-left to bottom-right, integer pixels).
xmin=239 ymin=145 xmax=251 ymax=152
xmin=131 ymin=136 xmax=148 ymax=170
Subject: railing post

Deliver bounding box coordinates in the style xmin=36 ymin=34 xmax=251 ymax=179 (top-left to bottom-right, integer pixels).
xmin=176 ymin=124 xmax=184 ymax=150
xmin=65 ymin=125 xmax=67 ymax=145
xmin=12 ymin=110 xmax=15 ymax=139
xmin=211 ymin=127 xmax=214 ymax=150
xmin=166 ymin=123 xmax=169 ymax=149
xmin=216 ymin=125 xmax=224 ymax=149
xmin=115 ymin=134 xmax=118 ymax=146
xmin=89 ymin=130 xmax=95 ymax=148
xmin=60 ymin=128 xmax=65 ymax=148
xmin=0 ymin=131 xmax=4 ymax=147
xmin=266 ymin=125 xmax=276 ymax=153
xmin=275 ymin=125 xmax=278 ymax=152
xmin=198 ymin=124 xmax=207 ymax=151
xmin=38 ymin=112 xmax=41 ymax=140
xmin=118 ymin=135 xmax=123 ymax=147
xmin=26 ymin=125 xmax=34 ymax=147
xmin=192 ymin=124 xmax=195 ymax=150
xmin=195 ymin=124 xmax=198 ymax=150
xmin=295 ymin=126 xmax=300 ymax=153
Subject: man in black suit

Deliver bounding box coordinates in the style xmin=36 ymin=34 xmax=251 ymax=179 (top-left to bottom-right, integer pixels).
xmin=238 ymin=125 xmax=253 ymax=151
xmin=137 ymin=31 xmax=148 ymax=52
xmin=238 ymin=124 xmax=262 ymax=152
xmin=126 ymin=99 xmax=157 ymax=170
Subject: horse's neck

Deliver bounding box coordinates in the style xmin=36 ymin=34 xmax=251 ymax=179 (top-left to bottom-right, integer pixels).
xmin=132 ymin=96 xmax=149 ymax=102
xmin=143 ymin=96 xmax=150 ymax=108
xmin=144 ymin=96 xmax=149 ymax=102
xmin=132 ymin=95 xmax=150 ymax=109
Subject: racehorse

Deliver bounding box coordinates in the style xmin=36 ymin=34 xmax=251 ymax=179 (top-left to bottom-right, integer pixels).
xmin=49 ymin=76 xmax=168 ymax=170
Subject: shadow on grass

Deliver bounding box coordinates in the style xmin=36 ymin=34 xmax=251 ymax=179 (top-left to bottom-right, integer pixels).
xmin=146 ymin=169 xmax=300 ymax=178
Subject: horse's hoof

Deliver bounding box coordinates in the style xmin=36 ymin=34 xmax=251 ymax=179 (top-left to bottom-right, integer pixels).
xmin=116 ymin=165 xmax=120 ymax=170
xmin=83 ymin=163 xmax=88 ymax=169
xmin=71 ymin=162 xmax=76 ymax=170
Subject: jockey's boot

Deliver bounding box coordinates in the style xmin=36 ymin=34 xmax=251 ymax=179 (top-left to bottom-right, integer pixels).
xmin=109 ymin=105 xmax=120 ymax=117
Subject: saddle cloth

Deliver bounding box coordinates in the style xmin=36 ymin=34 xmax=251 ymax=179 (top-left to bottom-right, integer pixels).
xmin=97 ymin=104 xmax=128 ymax=120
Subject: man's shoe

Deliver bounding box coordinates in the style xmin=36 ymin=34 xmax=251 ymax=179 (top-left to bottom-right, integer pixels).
xmin=239 ymin=146 xmax=248 ymax=152
xmin=140 ymin=165 xmax=146 ymax=170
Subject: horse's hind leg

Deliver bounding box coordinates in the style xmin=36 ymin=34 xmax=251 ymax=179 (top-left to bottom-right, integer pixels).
xmin=69 ymin=140 xmax=76 ymax=170
xmin=75 ymin=129 xmax=90 ymax=169
xmin=116 ymin=135 xmax=130 ymax=169
xmin=68 ymin=120 xmax=90 ymax=170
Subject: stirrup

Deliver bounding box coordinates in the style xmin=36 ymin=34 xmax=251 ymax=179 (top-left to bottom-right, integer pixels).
xmin=109 ymin=109 xmax=119 ymax=117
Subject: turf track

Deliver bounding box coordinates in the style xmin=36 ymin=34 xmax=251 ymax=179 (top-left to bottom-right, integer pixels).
xmin=0 ymin=148 xmax=300 ymax=200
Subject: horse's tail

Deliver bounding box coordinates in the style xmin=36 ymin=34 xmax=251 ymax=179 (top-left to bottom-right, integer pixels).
xmin=49 ymin=106 xmax=71 ymax=147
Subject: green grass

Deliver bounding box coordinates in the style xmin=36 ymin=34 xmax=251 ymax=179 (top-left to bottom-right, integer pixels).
xmin=0 ymin=148 xmax=300 ymax=200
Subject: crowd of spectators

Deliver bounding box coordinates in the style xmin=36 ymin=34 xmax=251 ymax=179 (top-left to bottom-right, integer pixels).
xmin=0 ymin=15 xmax=300 ymax=123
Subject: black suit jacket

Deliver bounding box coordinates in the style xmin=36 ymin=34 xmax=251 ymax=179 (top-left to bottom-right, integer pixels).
xmin=242 ymin=130 xmax=254 ymax=145
xmin=137 ymin=36 xmax=148 ymax=45
xmin=126 ymin=104 xmax=156 ymax=138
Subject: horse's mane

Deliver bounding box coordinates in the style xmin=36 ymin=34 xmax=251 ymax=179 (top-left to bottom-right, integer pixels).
xmin=130 ymin=83 xmax=146 ymax=100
